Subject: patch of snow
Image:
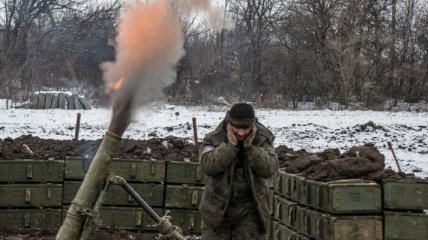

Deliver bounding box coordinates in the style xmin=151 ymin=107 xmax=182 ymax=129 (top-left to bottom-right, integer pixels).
xmin=0 ymin=104 xmax=427 ymax=178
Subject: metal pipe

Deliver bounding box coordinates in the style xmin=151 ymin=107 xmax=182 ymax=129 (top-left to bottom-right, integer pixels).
xmin=56 ymin=132 xmax=121 ymax=240
xmin=111 ymin=176 xmax=161 ymax=222
xmin=110 ymin=176 xmax=186 ymax=240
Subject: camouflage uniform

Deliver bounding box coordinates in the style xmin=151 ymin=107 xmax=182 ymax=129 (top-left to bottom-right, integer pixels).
xmin=199 ymin=120 xmax=278 ymax=239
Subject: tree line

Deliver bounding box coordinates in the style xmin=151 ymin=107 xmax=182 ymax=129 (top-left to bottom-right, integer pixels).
xmin=1 ymin=0 xmax=427 ymax=109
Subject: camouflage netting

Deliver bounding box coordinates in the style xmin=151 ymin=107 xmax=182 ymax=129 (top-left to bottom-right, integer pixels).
xmin=0 ymin=135 xmax=408 ymax=181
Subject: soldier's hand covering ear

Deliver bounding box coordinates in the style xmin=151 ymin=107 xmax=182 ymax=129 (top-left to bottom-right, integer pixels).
xmin=243 ymin=123 xmax=257 ymax=147
xmin=227 ymin=123 xmax=238 ymax=146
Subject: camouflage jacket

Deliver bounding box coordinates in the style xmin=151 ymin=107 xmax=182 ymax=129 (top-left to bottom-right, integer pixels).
xmin=198 ymin=120 xmax=278 ymax=232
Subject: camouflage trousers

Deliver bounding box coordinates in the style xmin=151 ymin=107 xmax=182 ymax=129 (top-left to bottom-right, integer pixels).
xmin=201 ymin=211 xmax=265 ymax=240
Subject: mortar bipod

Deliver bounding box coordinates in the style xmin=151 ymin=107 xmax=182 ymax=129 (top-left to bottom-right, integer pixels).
xmin=80 ymin=174 xmax=187 ymax=240
xmin=78 ymin=173 xmax=113 ymax=240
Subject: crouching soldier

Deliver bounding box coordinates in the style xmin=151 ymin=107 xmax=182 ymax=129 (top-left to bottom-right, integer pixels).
xmin=199 ymin=103 xmax=278 ymax=240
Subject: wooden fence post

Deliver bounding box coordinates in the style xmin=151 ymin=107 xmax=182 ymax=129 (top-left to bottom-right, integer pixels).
xmin=74 ymin=112 xmax=81 ymax=141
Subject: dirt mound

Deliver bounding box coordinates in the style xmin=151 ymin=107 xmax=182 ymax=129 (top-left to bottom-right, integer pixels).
xmin=0 ymin=135 xmax=407 ymax=181
xmin=276 ymin=144 xmax=404 ymax=181
xmin=0 ymin=135 xmax=199 ymax=162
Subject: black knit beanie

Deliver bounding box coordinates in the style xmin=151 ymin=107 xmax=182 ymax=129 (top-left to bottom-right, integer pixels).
xmin=230 ymin=103 xmax=255 ymax=120
xmin=229 ymin=103 xmax=255 ymax=127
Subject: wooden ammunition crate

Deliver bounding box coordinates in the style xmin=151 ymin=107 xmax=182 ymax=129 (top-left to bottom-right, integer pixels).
xmin=166 ymin=161 xmax=206 ymax=185
xmin=0 ymin=160 xmax=64 ymax=183
xmin=165 ymin=185 xmax=204 ymax=209
xmin=382 ymin=178 xmax=428 ymax=210
xmin=64 ymin=157 xmax=165 ymax=183
xmin=0 ymin=209 xmax=62 ymax=229
xmin=384 ymin=211 xmax=428 ymax=240
xmin=63 ymin=181 xmax=164 ymax=207
xmin=0 ymin=184 xmax=62 ymax=207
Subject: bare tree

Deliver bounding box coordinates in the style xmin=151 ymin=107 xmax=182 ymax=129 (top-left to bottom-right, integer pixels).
xmin=0 ymin=0 xmax=119 ymax=102
xmin=228 ymin=0 xmax=286 ymax=99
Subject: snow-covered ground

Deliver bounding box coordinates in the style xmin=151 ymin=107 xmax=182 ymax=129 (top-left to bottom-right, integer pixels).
xmin=1 ymin=103 xmax=427 ymax=178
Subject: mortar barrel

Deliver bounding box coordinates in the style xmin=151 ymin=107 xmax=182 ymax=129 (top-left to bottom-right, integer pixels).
xmin=56 ymin=132 xmax=121 ymax=240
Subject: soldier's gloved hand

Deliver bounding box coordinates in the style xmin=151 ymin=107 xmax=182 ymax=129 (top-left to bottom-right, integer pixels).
xmin=243 ymin=124 xmax=257 ymax=147
xmin=227 ymin=123 xmax=238 ymax=146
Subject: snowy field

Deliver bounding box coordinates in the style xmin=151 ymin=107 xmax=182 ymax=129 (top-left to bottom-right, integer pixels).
xmin=1 ymin=103 xmax=427 ymax=178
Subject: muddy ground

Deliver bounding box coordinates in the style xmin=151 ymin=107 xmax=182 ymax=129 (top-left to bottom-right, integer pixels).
xmin=0 ymin=229 xmax=200 ymax=240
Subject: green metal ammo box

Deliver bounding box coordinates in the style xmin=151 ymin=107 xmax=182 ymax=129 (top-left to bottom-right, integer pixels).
xmin=0 ymin=184 xmax=62 ymax=207
xmin=280 ymin=197 xmax=299 ymax=230
xmin=167 ymin=209 xmax=202 ymax=233
xmin=0 ymin=160 xmax=64 ymax=183
xmin=322 ymin=214 xmax=382 ymax=240
xmin=97 ymin=207 xmax=163 ymax=230
xmin=304 ymin=179 xmax=381 ymax=213
xmin=384 ymin=211 xmax=428 ymax=240
xmin=166 ymin=161 xmax=206 ymax=185
xmin=382 ymin=178 xmax=428 ymax=210
xmin=273 ymin=194 xmax=283 ymax=221
xmin=273 ymin=171 xmax=284 ymax=196
xmin=294 ymin=175 xmax=307 ymax=204
xmin=274 ymin=195 xmax=299 ymax=226
xmin=63 ymin=181 xmax=164 ymax=207
xmin=293 ymin=204 xmax=382 ymax=240
xmin=62 ymin=206 xmax=163 ymax=230
xmin=64 ymin=156 xmax=165 ymax=183
xmin=280 ymin=172 xmax=299 ymax=199
xmin=268 ymin=172 xmax=276 ymax=189
xmin=272 ymin=221 xmax=309 ymax=240
xmin=269 ymin=188 xmax=275 ymax=215
xmin=165 ymin=185 xmax=204 ymax=209
xmin=0 ymin=209 xmax=62 ymax=229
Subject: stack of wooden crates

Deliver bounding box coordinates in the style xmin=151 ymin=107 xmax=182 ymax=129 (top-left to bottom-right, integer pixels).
xmin=2 ymin=158 xmax=427 ymax=239
xmin=268 ymin=170 xmax=428 ymax=240
xmin=164 ymin=160 xmax=206 ymax=234
xmin=0 ymin=160 xmax=64 ymax=228
xmin=0 ymin=157 xmax=207 ymax=234
xmin=63 ymin=157 xmax=166 ymax=231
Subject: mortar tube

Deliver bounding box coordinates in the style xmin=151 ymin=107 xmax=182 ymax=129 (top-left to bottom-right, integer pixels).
xmin=56 ymin=132 xmax=121 ymax=240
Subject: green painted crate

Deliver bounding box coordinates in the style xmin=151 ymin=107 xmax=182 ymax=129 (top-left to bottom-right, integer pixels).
xmin=64 ymin=156 xmax=165 ymax=183
xmin=62 ymin=206 xmax=163 ymax=231
xmin=167 ymin=209 xmax=202 ymax=233
xmin=272 ymin=221 xmax=309 ymax=240
xmin=0 ymin=184 xmax=62 ymax=207
xmin=0 ymin=208 xmax=62 ymax=229
xmin=303 ymin=178 xmax=381 ymax=214
xmin=63 ymin=181 xmax=164 ymax=207
xmin=165 ymin=185 xmax=204 ymax=209
xmin=383 ymin=178 xmax=428 ymax=210
xmin=384 ymin=211 xmax=428 ymax=240
xmin=291 ymin=204 xmax=382 ymax=240
xmin=166 ymin=161 xmax=206 ymax=185
xmin=0 ymin=160 xmax=64 ymax=183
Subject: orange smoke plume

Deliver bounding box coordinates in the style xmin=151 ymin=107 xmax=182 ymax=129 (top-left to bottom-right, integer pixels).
xmin=101 ymin=0 xmax=233 ymax=136
xmin=106 ymin=77 xmax=125 ymax=94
